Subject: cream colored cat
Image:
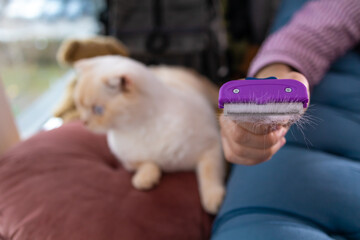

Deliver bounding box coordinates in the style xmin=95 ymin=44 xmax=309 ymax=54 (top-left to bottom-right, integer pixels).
xmin=73 ymin=55 xmax=225 ymax=214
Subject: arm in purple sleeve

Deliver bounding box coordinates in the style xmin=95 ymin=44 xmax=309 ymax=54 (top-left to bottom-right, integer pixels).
xmin=248 ymin=0 xmax=360 ymax=86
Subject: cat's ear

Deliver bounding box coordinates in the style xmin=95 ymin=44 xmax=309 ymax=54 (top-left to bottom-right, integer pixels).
xmin=74 ymin=59 xmax=95 ymax=74
xmin=104 ymin=76 xmax=131 ymax=93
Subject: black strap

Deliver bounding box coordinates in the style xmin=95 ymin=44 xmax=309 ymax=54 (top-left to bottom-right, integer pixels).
xmin=145 ymin=0 xmax=169 ymax=54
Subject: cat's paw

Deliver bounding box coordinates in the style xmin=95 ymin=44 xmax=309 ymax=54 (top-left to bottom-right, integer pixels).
xmin=131 ymin=164 xmax=161 ymax=190
xmin=201 ymin=185 xmax=226 ymax=214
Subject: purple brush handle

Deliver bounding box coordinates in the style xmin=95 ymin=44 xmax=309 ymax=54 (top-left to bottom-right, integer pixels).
xmin=218 ymin=78 xmax=309 ymax=108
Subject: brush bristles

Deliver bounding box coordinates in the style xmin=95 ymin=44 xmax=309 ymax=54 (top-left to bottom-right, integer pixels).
xmin=224 ymin=102 xmax=304 ymax=115
xmin=224 ymin=102 xmax=305 ymax=124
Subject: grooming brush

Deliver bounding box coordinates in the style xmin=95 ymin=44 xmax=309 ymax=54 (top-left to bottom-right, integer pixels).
xmin=218 ymin=77 xmax=309 ymax=123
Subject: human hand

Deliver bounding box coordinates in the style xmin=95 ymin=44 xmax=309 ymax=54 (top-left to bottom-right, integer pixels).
xmin=255 ymin=63 xmax=310 ymax=98
xmin=221 ymin=117 xmax=288 ymax=165
xmin=220 ymin=64 xmax=310 ymax=165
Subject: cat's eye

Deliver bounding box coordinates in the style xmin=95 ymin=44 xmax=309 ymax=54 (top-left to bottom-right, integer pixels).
xmin=106 ymin=76 xmax=127 ymax=92
xmin=92 ymin=105 xmax=104 ymax=115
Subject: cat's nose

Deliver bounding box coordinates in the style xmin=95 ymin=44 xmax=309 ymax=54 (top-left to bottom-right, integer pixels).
xmin=82 ymin=120 xmax=89 ymax=126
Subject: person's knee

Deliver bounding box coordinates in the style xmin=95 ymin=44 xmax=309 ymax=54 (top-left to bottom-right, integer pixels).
xmin=212 ymin=214 xmax=334 ymax=240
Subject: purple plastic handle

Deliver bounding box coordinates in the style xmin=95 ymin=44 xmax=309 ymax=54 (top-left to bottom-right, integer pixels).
xmin=218 ymin=78 xmax=309 ymax=108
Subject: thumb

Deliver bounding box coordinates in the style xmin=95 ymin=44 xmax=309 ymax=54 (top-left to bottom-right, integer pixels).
xmin=281 ymin=71 xmax=310 ymax=106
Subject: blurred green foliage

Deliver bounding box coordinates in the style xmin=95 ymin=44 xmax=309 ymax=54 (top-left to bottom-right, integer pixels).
xmin=1 ymin=63 xmax=68 ymax=116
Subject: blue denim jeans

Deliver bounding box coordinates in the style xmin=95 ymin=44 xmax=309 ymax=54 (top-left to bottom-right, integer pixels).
xmin=212 ymin=0 xmax=360 ymax=239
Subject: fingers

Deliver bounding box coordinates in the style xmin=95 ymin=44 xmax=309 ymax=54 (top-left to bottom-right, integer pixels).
xmin=220 ymin=115 xmax=288 ymax=165
xmin=284 ymin=71 xmax=310 ymax=105
xmin=222 ymin=136 xmax=286 ymax=165
xmin=255 ymin=63 xmax=311 ymax=107
xmin=219 ymin=64 xmax=309 ymax=166
xmin=285 ymin=71 xmax=309 ymax=91
xmin=239 ymin=122 xmax=280 ymax=135
xmin=220 ymin=116 xmax=288 ymax=149
xmin=232 ymin=127 xmax=286 ymax=149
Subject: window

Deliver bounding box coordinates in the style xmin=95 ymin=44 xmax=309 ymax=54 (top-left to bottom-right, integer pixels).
xmin=0 ymin=0 xmax=104 ymax=137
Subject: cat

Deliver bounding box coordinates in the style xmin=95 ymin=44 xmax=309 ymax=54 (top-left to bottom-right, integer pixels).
xmin=73 ymin=55 xmax=225 ymax=214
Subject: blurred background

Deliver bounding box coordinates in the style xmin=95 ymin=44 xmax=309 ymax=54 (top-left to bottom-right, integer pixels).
xmin=0 ymin=0 xmax=104 ymax=136
xmin=0 ymin=0 xmax=278 ymax=137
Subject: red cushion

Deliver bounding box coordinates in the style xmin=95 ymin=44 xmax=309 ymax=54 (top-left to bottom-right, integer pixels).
xmin=0 ymin=122 xmax=213 ymax=240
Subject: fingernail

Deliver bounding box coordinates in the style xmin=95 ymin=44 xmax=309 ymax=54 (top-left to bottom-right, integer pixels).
xmin=276 ymin=128 xmax=286 ymax=137
xmin=281 ymin=138 xmax=286 ymax=146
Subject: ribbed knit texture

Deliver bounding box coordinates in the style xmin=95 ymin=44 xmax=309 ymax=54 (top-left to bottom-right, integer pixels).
xmin=248 ymin=0 xmax=360 ymax=85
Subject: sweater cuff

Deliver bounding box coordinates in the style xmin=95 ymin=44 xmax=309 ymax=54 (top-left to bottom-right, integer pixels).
xmin=247 ymin=40 xmax=329 ymax=86
xmin=248 ymin=53 xmax=305 ymax=79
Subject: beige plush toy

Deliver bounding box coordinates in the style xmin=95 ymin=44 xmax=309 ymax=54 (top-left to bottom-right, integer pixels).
xmin=54 ymin=36 xmax=129 ymax=122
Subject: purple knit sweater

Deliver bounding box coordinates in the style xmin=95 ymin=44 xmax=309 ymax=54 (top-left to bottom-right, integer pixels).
xmin=248 ymin=0 xmax=360 ymax=86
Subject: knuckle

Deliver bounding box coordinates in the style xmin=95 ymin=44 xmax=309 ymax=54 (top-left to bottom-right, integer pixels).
xmin=233 ymin=131 xmax=248 ymax=144
xmin=263 ymin=152 xmax=273 ymax=161
xmin=265 ymin=134 xmax=278 ymax=147
xmin=225 ymin=153 xmax=238 ymax=164
xmin=264 ymin=146 xmax=279 ymax=160
xmin=223 ymin=147 xmax=247 ymax=165
xmin=267 ymin=148 xmax=276 ymax=158
xmin=243 ymin=159 xmax=260 ymax=166
xmin=224 ymin=148 xmax=235 ymax=163
xmin=233 ymin=146 xmax=246 ymax=158
xmin=256 ymin=149 xmax=273 ymax=162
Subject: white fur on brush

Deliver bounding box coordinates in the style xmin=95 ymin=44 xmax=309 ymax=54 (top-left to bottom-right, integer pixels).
xmin=224 ymin=102 xmax=305 ymax=124
xmin=73 ymin=56 xmax=225 ymax=214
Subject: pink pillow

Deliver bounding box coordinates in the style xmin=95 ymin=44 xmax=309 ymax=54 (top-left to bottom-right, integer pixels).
xmin=0 ymin=122 xmax=213 ymax=240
